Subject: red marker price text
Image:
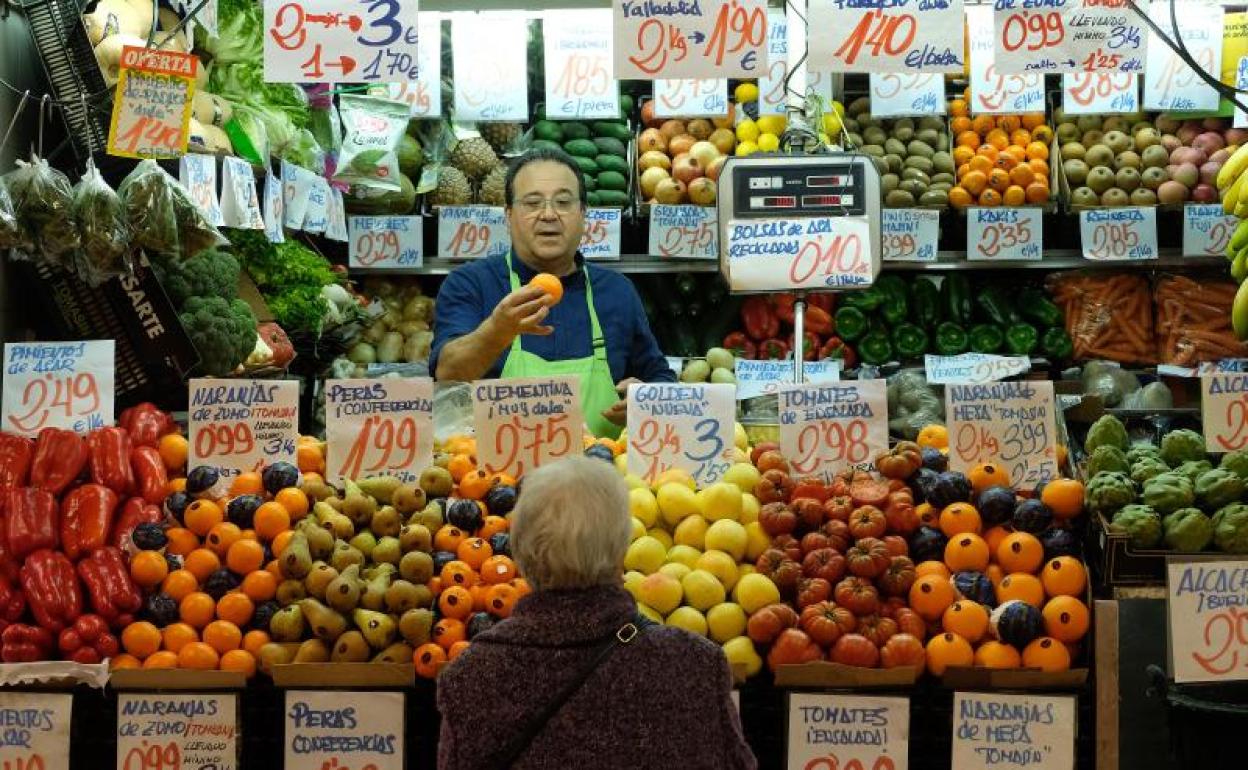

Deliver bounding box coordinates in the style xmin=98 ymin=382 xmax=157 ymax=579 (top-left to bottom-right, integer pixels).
xmin=267 ymin=0 xmax=419 ymax=81
xmin=625 ymin=0 xmax=766 ymax=77
xmin=6 ymin=373 xmax=101 ymax=433
xmin=804 ymin=756 xmax=895 ymax=770
xmin=121 ymin=741 xmax=181 ymax=770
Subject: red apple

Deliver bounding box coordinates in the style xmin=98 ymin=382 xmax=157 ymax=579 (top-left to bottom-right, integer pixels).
xmin=641 ymin=100 xmax=658 ymax=128
xmin=706 ymin=156 xmax=727 ymax=182
xmin=672 ymin=153 xmax=704 ymax=184
xmin=659 ymin=120 xmax=686 ymax=141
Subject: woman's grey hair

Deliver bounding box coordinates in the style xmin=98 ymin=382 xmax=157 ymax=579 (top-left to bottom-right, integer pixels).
xmin=510 ymin=456 xmax=631 ymax=592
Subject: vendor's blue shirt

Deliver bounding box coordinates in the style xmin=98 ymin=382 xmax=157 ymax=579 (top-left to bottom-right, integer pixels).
xmin=430 ymin=253 xmax=676 ymax=384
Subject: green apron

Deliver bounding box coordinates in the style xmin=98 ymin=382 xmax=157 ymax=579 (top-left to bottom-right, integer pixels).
xmin=499 ymin=256 xmax=622 ymax=439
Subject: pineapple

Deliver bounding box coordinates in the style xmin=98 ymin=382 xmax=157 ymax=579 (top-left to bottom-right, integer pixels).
xmin=477 ymin=122 xmax=524 ymax=154
xmin=449 ymin=137 xmax=500 ymax=182
xmin=477 ymin=166 xmax=507 ymax=206
xmin=430 ymin=166 xmax=473 ymax=207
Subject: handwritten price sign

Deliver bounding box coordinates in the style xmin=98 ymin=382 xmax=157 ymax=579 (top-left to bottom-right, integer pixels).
xmin=1183 ymin=204 xmax=1238 ymax=257
xmin=725 ymin=217 xmax=875 ymax=291
xmin=787 ymin=693 xmax=908 ymax=770
xmin=1144 ymin=5 xmax=1223 ymax=111
xmin=968 ymin=5 xmax=1043 ymax=115
xmin=881 ymin=209 xmax=938 ymax=262
xmin=869 ymin=72 xmax=944 ymax=118
xmin=2 ymin=341 xmax=113 ymax=436
xmin=188 ymin=379 xmax=298 ymax=479
xmin=453 ymin=13 xmax=528 ymax=121
xmin=627 ymin=382 xmax=734 ymax=487
xmin=221 ymin=157 xmax=263 ymax=230
xmin=1062 ymin=72 xmax=1138 ymax=115
xmin=0 ymin=692 xmax=71 ymax=770
xmin=809 ymin=0 xmax=962 ymax=74
xmin=544 ymin=10 xmax=620 ymax=120
xmin=285 ymin=691 xmax=403 ymax=770
xmin=968 ymin=207 xmax=1042 ymax=261
xmin=437 ymin=206 xmax=510 ymax=260
xmin=580 ymin=208 xmax=623 ymax=260
xmin=472 ymin=377 xmax=582 ymax=480
xmin=650 ymin=205 xmax=718 ymax=259
xmin=179 ymin=154 xmax=224 ymax=227
xmin=951 ymin=692 xmax=1075 ymax=770
xmin=614 ymin=0 xmax=767 ymax=80
xmin=1236 ymin=56 xmax=1248 ymax=129
xmin=107 ymin=47 xmax=195 ymax=160
xmin=325 ymin=378 xmax=432 ymax=485
xmin=1168 ymin=558 xmax=1248 ymax=683
xmin=757 ymin=11 xmax=789 ymax=117
xmin=349 ymin=216 xmax=423 ymax=268
xmin=779 ymin=380 xmax=889 ymax=480
xmin=263 ymin=0 xmax=419 ymax=83
xmin=117 ymin=694 xmax=237 ymax=770
xmin=926 ymin=354 xmax=1031 ymax=386
xmin=993 ymin=0 xmax=1145 ymax=75
xmin=387 ymin=15 xmax=442 ymax=117
xmin=653 ymin=78 xmax=729 ymax=118
xmin=735 ymin=359 xmax=841 ymax=401
xmin=1079 ymin=208 xmax=1158 ymax=261
xmin=1200 ymin=373 xmax=1248 ymax=452
xmin=947 ymin=381 xmax=1057 ymax=489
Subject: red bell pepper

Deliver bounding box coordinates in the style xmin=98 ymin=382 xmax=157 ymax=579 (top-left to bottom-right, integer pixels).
xmin=5 ymin=487 xmax=59 ymax=559
xmin=742 ymin=296 xmax=780 ymax=341
xmin=57 ymin=613 xmax=120 ymax=664
xmin=110 ymin=497 xmax=164 ymax=551
xmin=0 ymin=573 xmax=25 ymax=623
xmin=30 ymin=428 xmax=88 ymax=495
xmin=20 ymin=549 xmax=82 ymax=632
xmin=61 ymin=484 xmax=120 ymax=561
xmin=131 ymin=445 xmax=168 ymax=505
xmin=87 ymin=426 xmax=134 ymax=495
xmin=790 ymin=331 xmax=822 ymax=361
xmin=721 ymin=332 xmax=757 ymax=360
xmin=0 ymin=623 xmax=54 ymax=662
xmin=758 ymin=338 xmax=790 ymax=360
xmin=808 ymin=293 xmax=835 ymax=314
xmin=119 ymin=403 xmax=176 ymax=449
xmin=819 ymin=337 xmax=857 ymax=369
xmin=773 ymin=294 xmax=797 ymax=325
xmin=78 ymin=547 xmax=142 ymax=626
xmin=0 ymin=432 xmax=33 ymax=488
xmin=806 ymin=306 xmax=834 ymax=336
xmin=0 ymin=510 xmax=17 ymax=583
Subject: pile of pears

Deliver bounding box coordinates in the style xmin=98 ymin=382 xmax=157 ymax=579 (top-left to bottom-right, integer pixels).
xmin=255 ymin=468 xmax=454 ymax=672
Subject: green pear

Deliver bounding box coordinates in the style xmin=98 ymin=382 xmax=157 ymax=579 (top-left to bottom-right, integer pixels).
xmin=329 ymin=541 xmax=365 ymax=573
xmin=357 ymin=475 xmax=402 ymax=504
xmin=410 ymin=502 xmax=443 ymax=532
xmin=391 ymin=484 xmax=426 ymax=514
xmin=418 ymin=466 xmax=453 ymax=497
xmin=370 ymin=506 xmax=402 ymax=537
xmin=360 ymin=567 xmax=393 ymax=612
xmin=297 ymin=518 xmax=336 ymax=560
xmin=303 ymin=562 xmax=338 ymax=600
xmin=299 ymin=598 xmax=348 ymax=642
xmin=372 ymin=641 xmax=414 ymax=664
xmin=276 ymin=580 xmax=307 ymax=607
xmin=325 ymin=564 xmax=363 ymax=614
xmin=257 ymin=642 xmax=300 ymax=674
xmin=371 ymin=536 xmax=402 ymax=566
xmin=353 ymin=608 xmax=397 ymax=649
xmin=315 ymin=502 xmax=355 ymax=540
xmin=293 ymin=638 xmax=330 ymax=663
xmin=399 ymin=608 xmax=434 ymax=646
xmin=399 ymin=551 xmax=434 ymax=584
xmin=348 ymin=531 xmax=377 ymax=560
xmin=269 ymin=605 xmax=305 ymax=642
xmin=384 ymin=579 xmax=423 ymax=614
xmin=280 ymin=531 xmax=312 ymax=579
xmin=342 ymin=481 xmax=377 ymax=527
xmin=331 ymin=630 xmax=370 ymax=662
xmin=398 ymin=524 xmax=432 ymax=554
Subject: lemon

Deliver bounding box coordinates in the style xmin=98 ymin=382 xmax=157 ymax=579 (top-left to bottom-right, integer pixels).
xmin=653 ymin=468 xmax=696 ymax=491
xmin=821 ymin=112 xmax=843 ymax=136
xmin=757 ymin=133 xmax=780 ymax=152
xmin=735 ymin=119 xmax=760 ymax=143
xmin=734 ymin=82 xmax=760 ymax=104
xmin=735 ymin=141 xmax=758 ymax=157
xmin=756 ymin=115 xmax=786 ymax=135
xmin=830 ymin=99 xmax=846 ymax=117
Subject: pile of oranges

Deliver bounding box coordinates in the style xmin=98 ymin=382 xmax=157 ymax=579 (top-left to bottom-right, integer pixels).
xmin=947 ymin=94 xmax=1054 ymax=209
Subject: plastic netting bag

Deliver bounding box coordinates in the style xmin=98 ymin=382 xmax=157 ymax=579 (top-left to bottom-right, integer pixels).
xmin=3 ymin=156 xmax=79 ymax=265
xmin=0 ymin=177 xmax=19 ymax=250
xmin=119 ymin=159 xmax=227 ymax=259
xmin=333 ymin=94 xmax=408 ymax=191
xmin=1048 ymin=271 xmax=1155 ymax=365
xmin=1155 ymin=274 xmax=1248 ymax=366
xmin=887 ymin=369 xmax=944 ymax=440
xmin=71 ymin=160 xmax=132 ymax=286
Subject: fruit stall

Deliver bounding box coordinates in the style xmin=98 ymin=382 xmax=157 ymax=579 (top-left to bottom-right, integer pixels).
xmin=5 ymin=0 xmax=1248 ymax=769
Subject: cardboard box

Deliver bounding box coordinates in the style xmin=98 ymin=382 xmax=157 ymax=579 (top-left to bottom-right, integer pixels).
xmin=272 ymin=662 xmax=414 ymax=688
xmin=941 ymin=665 xmax=1088 ymax=690
xmin=109 ymin=669 xmax=246 ymax=691
xmin=773 ymin=662 xmax=920 ymax=689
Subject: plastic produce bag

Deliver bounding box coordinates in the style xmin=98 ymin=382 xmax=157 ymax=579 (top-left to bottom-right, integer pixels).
xmin=1154 ymin=274 xmax=1248 ymax=365
xmin=119 ymin=160 xmax=228 ymax=259
xmin=1080 ymin=360 xmax=1140 ymax=408
xmin=1120 ymin=382 xmax=1174 ymax=411
xmin=887 ymin=369 xmax=944 ymax=440
xmin=333 ymin=94 xmax=408 ymax=191
xmin=0 ymin=178 xmax=19 ymax=250
xmin=224 ymin=106 xmax=270 ymax=165
xmin=434 ymin=382 xmax=474 ymax=445
xmin=1048 ymin=272 xmax=1155 ymax=365
xmin=3 ymin=157 xmax=79 ymax=265
xmin=71 ymin=160 xmax=132 ymax=286
xmin=280 ymin=128 xmax=326 ymax=176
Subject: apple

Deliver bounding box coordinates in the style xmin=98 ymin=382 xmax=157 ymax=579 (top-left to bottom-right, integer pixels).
xmin=638 ymin=128 xmax=667 ymax=154
xmin=641 ymin=100 xmax=658 ymax=128
xmin=689 ymin=140 xmax=720 ymax=169
xmin=687 ymin=118 xmax=713 ymax=140
xmin=654 ymin=177 xmax=687 ymax=204
xmin=659 ymin=119 xmax=687 ymax=141
xmin=709 ymin=128 xmax=736 ymax=155
xmin=638 ymin=150 xmax=672 ymax=172
xmin=672 ymin=153 xmax=704 ymax=184
xmin=706 ymin=156 xmax=727 ymax=182
xmin=640 ymin=166 xmax=671 ymax=198
xmin=638 ymin=573 xmax=683 ymax=614
xmin=688 ymin=177 xmax=717 ymax=205
xmin=668 ymin=133 xmax=696 ymax=157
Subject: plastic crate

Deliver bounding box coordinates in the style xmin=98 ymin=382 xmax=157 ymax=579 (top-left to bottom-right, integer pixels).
xmin=1147 ymin=664 xmax=1248 ymax=769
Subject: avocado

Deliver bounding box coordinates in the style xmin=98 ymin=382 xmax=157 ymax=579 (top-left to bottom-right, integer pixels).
xmin=532 ymin=120 xmax=563 ymax=143
xmin=563 ymin=138 xmax=599 ymax=158
xmin=597 ymin=171 xmax=627 ymax=192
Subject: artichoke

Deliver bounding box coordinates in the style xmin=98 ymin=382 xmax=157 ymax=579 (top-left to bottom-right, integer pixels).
xmin=1162 ymin=508 xmax=1214 ymax=552
xmin=1110 ymin=504 xmax=1162 ymax=549
xmin=1159 ymin=429 xmax=1206 ymax=468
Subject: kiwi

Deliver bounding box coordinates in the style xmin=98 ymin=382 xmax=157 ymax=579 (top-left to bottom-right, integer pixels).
xmin=900 ymin=179 xmax=928 ymax=198
xmin=903 ymin=156 xmax=934 ymax=174
xmin=901 ymin=168 xmax=931 ymax=185
xmin=907 ymin=139 xmax=935 ymax=158
xmin=881 ymin=174 xmax=900 ymax=193
xmin=919 ymin=190 xmax=949 ymax=207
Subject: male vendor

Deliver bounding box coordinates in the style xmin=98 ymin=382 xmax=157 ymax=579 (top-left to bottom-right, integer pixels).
xmin=431 ymin=148 xmax=675 ymax=437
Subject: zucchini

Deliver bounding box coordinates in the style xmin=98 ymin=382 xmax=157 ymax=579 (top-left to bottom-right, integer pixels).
xmin=533 ymin=120 xmax=563 ymax=143
xmin=620 ymin=94 xmax=635 ymax=116
xmin=597 ymin=171 xmax=628 ymax=191
xmin=587 ymin=191 xmax=603 ymax=206
xmin=531 ymin=139 xmax=562 ymax=152
xmin=563 ymin=138 xmax=599 ymax=158
xmin=571 ymin=155 xmax=599 ymax=175
xmin=595 ymin=154 xmax=629 ymax=175
xmin=584 ymin=175 xmax=597 ymax=192
xmin=592 ymin=136 xmax=628 ymax=158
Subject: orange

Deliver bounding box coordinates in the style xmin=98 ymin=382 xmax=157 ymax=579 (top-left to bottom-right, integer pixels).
xmin=984 ymin=129 xmax=1010 ymax=150
xmin=456 ymin=538 xmax=493 ymax=569
xmin=266 ymin=559 xmax=283 ymax=581
xmin=468 ymin=584 xmax=488 ymax=613
xmin=130 ymin=550 xmax=170 ymax=589
xmin=974 ymin=640 xmax=1022 ymax=669
xmin=162 ymin=569 xmax=199 ymax=602
xmin=203 ymin=620 xmax=243 ymax=654
xmin=243 ymin=630 xmax=271 ymax=657
xmin=944 ymin=533 xmax=991 ymax=573
xmin=1043 ymin=596 xmax=1090 ymax=642
xmin=178 ymin=641 xmax=221 ymax=671
xmin=275 ymin=488 xmax=309 ymax=519
xmin=1022 ymin=114 xmax=1046 ymax=130
xmin=184 ymin=549 xmax=221 ymax=583
xmin=987 ymin=168 xmax=1011 ymax=193
xmin=480 ymin=555 xmax=517 ymax=585
xmin=997 ymin=532 xmax=1044 ymax=574
xmin=271 ymin=530 xmax=294 ymax=557
xmin=1041 ymin=556 xmax=1088 ymax=598
xmin=241 ymin=570 xmax=277 ymax=602
xmin=1026 ymin=141 xmax=1049 ymax=160
xmin=1009 ymin=164 xmax=1035 ymax=188
xmin=915 ymin=560 xmax=951 ymax=581
xmin=1040 ymin=479 xmax=1084 ymax=520
xmin=216 ymin=593 xmax=255 ymax=626
xmin=165 ymin=527 xmax=199 ymax=556
xmin=434 ymin=526 xmax=468 ymax=554
xmin=438 ymin=585 xmax=474 ymax=620
xmin=433 ymin=618 xmax=467 ymax=651
xmin=1003 ymin=185 xmax=1026 ymax=206
xmin=943 ymin=600 xmax=990 ymax=643
xmin=939 ymin=503 xmax=983 ymax=537
xmin=448 ymin=640 xmax=471 ymax=661
xmin=296 ymin=443 xmax=325 ymax=475
xmin=229 ymin=472 xmax=264 ymax=497
xmin=949 ymin=187 xmax=974 ymax=209
xmin=1009 ymin=129 xmax=1032 ymax=148
xmin=486 ymin=583 xmax=519 ymax=618
xmin=1031 ymin=124 xmax=1053 ymax=144
xmin=949 ymin=98 xmax=969 ymax=117
xmin=1025 ymin=182 xmax=1050 ymax=204
xmin=239 ymin=529 xmax=258 ymax=542
xmin=512 ymin=578 xmax=533 ymax=598
xmin=962 ymin=170 xmax=989 ymax=196
xmin=956 ymin=130 xmax=981 ymax=149
xmin=957 ymin=163 xmax=971 ymax=181
xmin=997 ymin=115 xmax=1022 ymax=133
xmin=440 ymin=561 xmax=478 ymax=589
xmin=220 ymin=649 xmax=257 ymax=678
xmin=162 ymin=622 xmax=199 ymax=654
xmin=530 ymin=273 xmax=564 ymax=305
xmin=142 ymin=650 xmax=179 ymax=669
xmin=478 ymin=516 xmax=509 ymax=540
xmin=951 ymin=116 xmax=972 ymax=135
xmin=184 ymin=500 xmax=224 ymax=537
xmin=978 ymin=189 xmax=1002 ymax=207
xmin=206 ymin=522 xmax=242 ymax=556
xmin=1022 ymin=636 xmax=1071 ymax=672
xmin=122 ymin=622 xmax=162 ymax=659
xmin=448 ymin=454 xmax=476 ymax=483
xmin=910 ymin=574 xmax=956 ymax=621
xmin=158 ymin=434 xmax=189 ymax=471
xmin=997 ymin=573 xmax=1046 ymax=608
xmin=179 ymin=592 xmax=217 ymax=629
xmin=110 ymin=653 xmax=142 ymax=670
xmin=227 ymin=539 xmax=266 ymax=576
xmin=254 ymin=502 xmax=291 ymax=541
xmin=165 ymin=478 xmax=187 ymax=495
xmin=952 ymin=145 xmax=975 ymax=168
xmin=1028 ymin=158 xmax=1049 ymax=177
xmin=994 ymin=151 xmax=1019 ymax=171
xmin=983 ymin=526 xmax=1011 ymax=557
xmin=414 ymin=643 xmax=447 ymax=678
xmin=971 ymin=115 xmax=995 ymax=135
xmin=926 ymin=632 xmax=974 ymax=676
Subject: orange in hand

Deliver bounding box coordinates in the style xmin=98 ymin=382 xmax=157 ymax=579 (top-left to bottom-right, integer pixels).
xmin=530 ymin=273 xmax=563 ymax=305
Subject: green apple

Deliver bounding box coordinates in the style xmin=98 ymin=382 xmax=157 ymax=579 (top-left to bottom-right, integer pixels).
xmin=734 ymin=422 xmax=749 ymax=452
xmin=733 ymin=572 xmax=781 ymax=614
xmin=707 ymin=602 xmax=747 ymax=643
xmin=666 ymin=606 xmax=708 ymax=637
xmin=638 ymin=572 xmax=683 ymax=615
xmin=673 ymin=514 xmax=708 ymax=550
xmin=700 ymin=482 xmax=743 ymax=522
xmin=740 ymin=493 xmax=760 ymax=524
xmin=704 ymin=519 xmax=747 ymax=561
xmin=710 ymin=367 xmax=736 ymax=384
xmin=628 ymin=487 xmax=659 ymax=528
xmin=629 ymin=517 xmax=646 ymax=542
xmin=680 ymin=360 xmax=711 ymax=383
xmin=666 ymin=544 xmax=703 ymax=569
xmin=695 ymin=549 xmax=740 ymax=591
xmin=623 ymin=536 xmax=666 ymax=575
xmin=722 ymin=635 xmax=763 ymax=677
xmin=706 ymin=347 xmax=736 ymax=371
xmin=682 ymin=569 xmax=726 ymax=612
xmin=722 ymin=463 xmax=761 ymax=495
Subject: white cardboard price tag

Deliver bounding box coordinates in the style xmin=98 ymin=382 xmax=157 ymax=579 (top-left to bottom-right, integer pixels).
xmin=0 ymin=691 xmax=71 ymax=770
xmin=779 ymin=379 xmax=889 ymax=480
xmin=786 ymin=693 xmax=909 ymax=770
xmin=302 ymin=177 xmax=330 ymax=234
xmin=188 ymin=378 xmax=299 ymax=479
xmin=437 ymin=206 xmax=510 ymax=260
xmin=666 ymin=357 xmax=685 ymax=377
xmin=2 ymin=340 xmax=114 ymax=436
xmin=1237 ymin=56 xmax=1248 ymax=129
xmin=387 ymin=15 xmax=443 ymax=118
xmin=1183 ymin=204 xmax=1238 ymax=257
xmin=1144 ymin=3 xmax=1223 ymax=112
xmin=325 ymin=187 xmax=349 ymax=242
xmin=653 ymin=78 xmax=729 ymax=118
xmin=263 ymin=0 xmax=420 ymax=83
xmin=452 ymin=13 xmax=528 ymax=121
xmin=925 ymin=354 xmax=1031 ymax=385
xmin=472 ymin=376 xmax=583 ymax=479
xmin=951 ymin=692 xmax=1075 ymax=770
xmin=1167 ymin=557 xmax=1248 ymax=683
xmin=179 ymin=154 xmax=224 ymax=227
xmin=869 ymin=73 xmax=945 ymax=117
xmin=262 ymin=170 xmax=284 ymax=243
xmin=968 ymin=5 xmax=1044 ymax=115
xmin=284 ymin=691 xmax=403 ymax=770
xmin=968 ymin=207 xmax=1042 ymax=261
xmin=118 ymin=694 xmax=237 ymax=770
xmin=325 ymin=378 xmax=433 ymax=485
xmin=947 ymin=380 xmax=1058 ymax=489
xmin=809 ymin=0 xmax=964 ymax=73
xmin=282 ymin=161 xmax=313 ymax=230
xmin=349 ymin=216 xmax=424 ymax=269
xmin=627 ymin=382 xmax=735 ymax=487
xmin=544 ymin=10 xmax=620 ymax=120
xmin=1200 ymin=373 xmax=1248 ymax=452
xmin=993 ymin=1 xmax=1147 ymax=74
xmin=613 ymin=0 xmax=769 ymax=80
xmin=221 ymin=156 xmax=263 ymax=230
xmin=580 ymin=208 xmax=623 ymax=260
xmin=1080 ymin=208 xmax=1158 ymax=261
xmin=106 ymin=47 xmax=195 ymax=159
xmin=734 ymin=359 xmax=841 ymax=401
xmin=757 ymin=12 xmax=789 ymax=117
xmin=650 ymin=205 xmax=719 ymax=260
xmin=882 ymin=209 xmax=939 ymax=262
xmin=1062 ymin=72 xmax=1139 ymax=115
xmin=724 ymin=216 xmax=874 ymax=289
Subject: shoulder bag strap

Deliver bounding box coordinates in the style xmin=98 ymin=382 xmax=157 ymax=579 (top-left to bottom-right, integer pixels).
xmin=487 ymin=614 xmax=654 ymax=770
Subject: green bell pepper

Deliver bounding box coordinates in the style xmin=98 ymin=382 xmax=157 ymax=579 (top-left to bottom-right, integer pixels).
xmin=1018 ymin=288 xmax=1063 ymax=327
xmin=935 ymin=322 xmax=968 ymax=355
xmin=875 ymin=275 xmax=909 ymax=325
xmin=858 ymin=331 xmax=894 ymax=366
xmin=941 ymin=275 xmax=972 ymax=325
xmin=892 ymin=323 xmax=928 ymax=359
xmin=1042 ymin=326 xmax=1074 ymax=359
xmin=840 ymin=285 xmax=884 ymax=312
xmin=834 ymin=306 xmax=868 ymax=342
xmin=969 ymin=324 xmax=1005 ymax=354
xmin=976 ymin=286 xmax=1020 ymax=326
xmin=910 ymin=277 xmax=941 ymax=327
xmin=1005 ymin=323 xmax=1039 ymax=356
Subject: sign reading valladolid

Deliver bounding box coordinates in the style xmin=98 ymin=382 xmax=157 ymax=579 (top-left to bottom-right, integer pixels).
xmin=613 ymin=0 xmax=769 ymax=80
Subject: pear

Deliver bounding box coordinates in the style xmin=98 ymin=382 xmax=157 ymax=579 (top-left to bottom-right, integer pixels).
xmin=342 ymin=480 xmax=377 ymax=527
xmin=399 ymin=524 xmax=432 ymax=554
xmin=357 ymin=476 xmax=402 ymax=504
xmin=276 ymin=580 xmax=307 ymax=607
xmin=293 ymin=638 xmax=330 ymax=663
xmin=370 ymin=506 xmax=402 ymax=538
xmin=372 ymin=642 xmax=414 ymax=664
xmin=371 ymin=536 xmax=402 ymax=566
xmin=419 ymin=466 xmax=453 ymax=497
xmin=353 ymin=608 xmax=397 ymax=649
xmin=297 ymin=518 xmax=336 ymax=560
xmin=303 ymin=562 xmax=338 ymax=600
xmin=391 ymin=484 xmax=426 ymax=514
xmin=384 ymin=579 xmax=424 ymax=614
xmin=256 ymin=642 xmax=300 ymax=674
xmin=269 ymin=605 xmax=305 ymax=642
xmin=280 ymin=531 xmax=312 ymax=579
xmin=315 ymin=502 xmax=355 ymax=540
xmin=325 ymin=564 xmax=363 ymax=614
xmin=399 ymin=608 xmax=434 ymax=646
xmin=299 ymin=475 xmax=336 ymax=502
xmin=299 ymin=598 xmax=348 ymax=641
xmin=360 ymin=568 xmax=393 ymax=612
xmin=399 ymin=551 xmax=434 ymax=584
xmin=331 ymin=630 xmax=370 ymax=662
xmin=323 ymin=495 xmax=345 ymax=513
xmin=410 ymin=502 xmax=443 ymax=532
xmin=330 ymin=541 xmax=365 ymax=573
xmin=348 ymin=531 xmax=377 ymax=560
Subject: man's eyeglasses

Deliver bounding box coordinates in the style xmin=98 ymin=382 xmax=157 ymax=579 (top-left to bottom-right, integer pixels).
xmin=515 ymin=194 xmax=580 ymax=216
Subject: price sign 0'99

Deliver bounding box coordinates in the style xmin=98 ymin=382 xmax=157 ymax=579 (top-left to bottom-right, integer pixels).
xmin=614 ymin=0 xmax=768 ymax=80
xmin=628 ymin=383 xmax=735 ymax=487
xmin=325 ymin=378 xmax=433 ymax=485
xmin=808 ymin=0 xmax=963 ymax=74
xmin=778 ymin=380 xmax=889 ymax=482
xmin=2 ymin=341 xmax=114 ymax=437
xmin=992 ymin=1 xmax=1146 ymax=75
xmin=117 ymin=694 xmax=237 ymax=770
xmin=263 ymin=0 xmax=420 ymax=83
xmin=946 ymin=380 xmax=1057 ymax=489
xmin=1167 ymin=558 xmax=1248 ymax=684
xmin=188 ymin=379 xmax=299 ymax=479
xmin=472 ymin=377 xmax=583 ymax=481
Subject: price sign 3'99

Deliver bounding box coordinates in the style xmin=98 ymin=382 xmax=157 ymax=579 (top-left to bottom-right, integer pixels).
xmin=946 ymin=380 xmax=1057 ymax=489
xmin=264 ymin=0 xmax=421 ymax=83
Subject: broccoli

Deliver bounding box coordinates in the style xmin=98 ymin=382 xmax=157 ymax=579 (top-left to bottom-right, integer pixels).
xmin=151 ymin=249 xmax=240 ymax=308
xmin=180 ymin=296 xmax=256 ymax=376
xmin=1160 ymin=429 xmax=1206 ymax=468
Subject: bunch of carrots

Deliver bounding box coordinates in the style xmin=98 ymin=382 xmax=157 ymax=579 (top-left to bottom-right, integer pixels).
xmin=1155 ymin=276 xmax=1248 ymax=366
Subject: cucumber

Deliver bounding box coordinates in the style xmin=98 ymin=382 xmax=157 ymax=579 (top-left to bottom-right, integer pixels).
xmin=587 ymin=191 xmax=603 ymax=206
xmin=571 ymin=154 xmax=599 ymax=175
xmin=531 ymin=139 xmax=563 ymax=152
xmin=592 ymin=122 xmax=633 ymax=142
xmin=596 ymin=190 xmax=629 ymax=207
xmin=592 ymin=136 xmax=627 ymax=158
xmin=563 ymin=138 xmax=599 ymax=158
xmin=595 ymin=154 xmax=629 ymax=175
xmin=533 ymin=120 xmax=563 ymax=143
xmin=597 ymin=171 xmax=627 ymax=192
xmin=561 ymin=122 xmax=591 ymax=140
